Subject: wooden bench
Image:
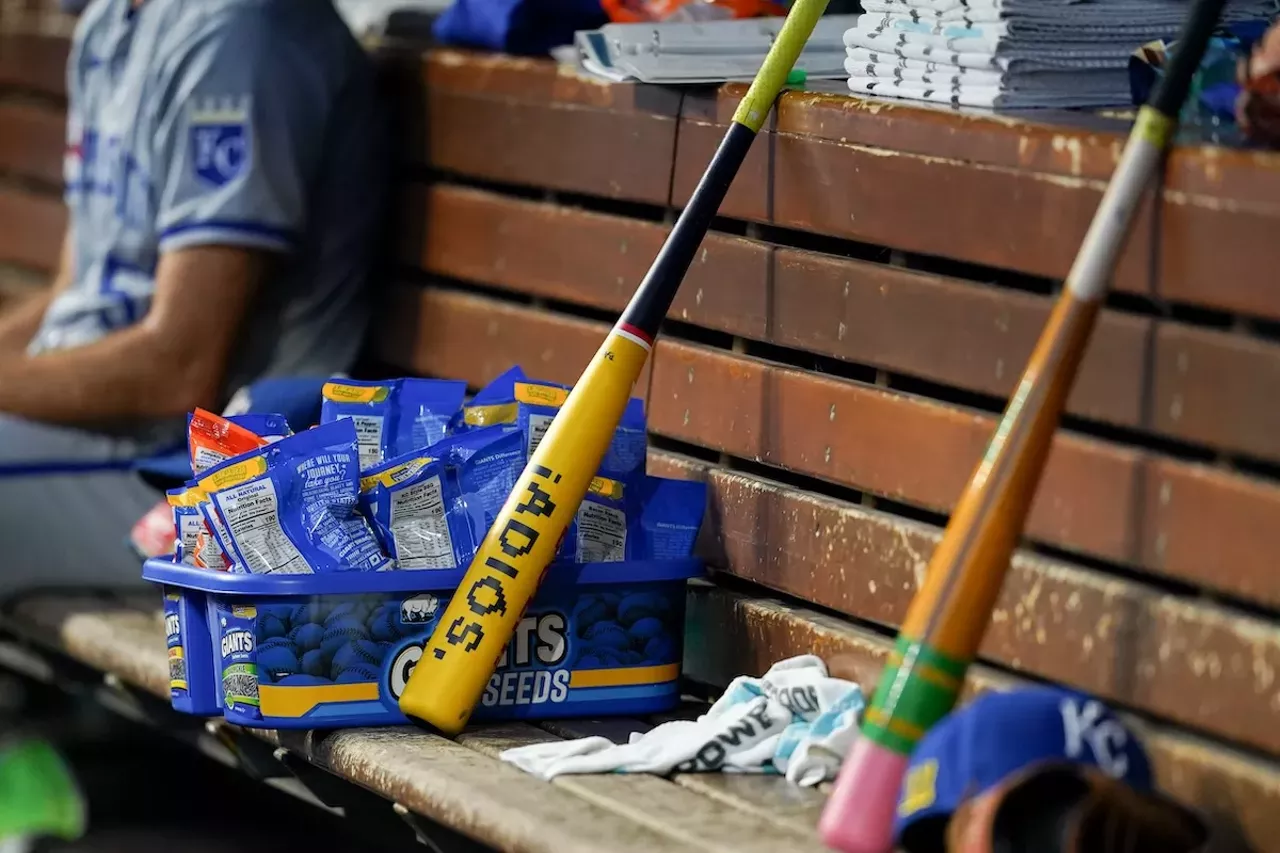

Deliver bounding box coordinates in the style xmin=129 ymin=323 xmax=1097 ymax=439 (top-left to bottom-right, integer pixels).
xmin=3 ymin=591 xmax=846 ymax=853
xmin=5 ymin=4 xmax=1280 ymax=851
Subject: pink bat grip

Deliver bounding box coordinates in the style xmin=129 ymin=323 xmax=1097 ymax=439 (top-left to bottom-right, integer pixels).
xmin=818 ymin=737 xmax=908 ymax=853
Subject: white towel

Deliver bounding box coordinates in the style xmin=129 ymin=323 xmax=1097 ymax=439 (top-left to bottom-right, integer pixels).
xmin=853 ymin=16 xmax=1211 ymax=48
xmin=842 ymin=0 xmax=1275 ymax=109
xmin=861 ymin=0 xmax=1275 ymax=26
xmin=848 ymin=1 xmax=1274 ymax=53
xmin=499 ymin=655 xmax=864 ymax=786
xmin=845 ymin=51 xmax=1131 ymax=90
xmin=844 ymin=46 xmax=1137 ymax=77
xmin=845 ymin=51 xmax=1005 ymax=84
xmin=847 ymin=75 xmax=1135 ymax=107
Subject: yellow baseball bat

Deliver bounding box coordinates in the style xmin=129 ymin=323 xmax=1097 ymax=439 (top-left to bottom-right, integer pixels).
xmin=398 ymin=0 xmax=831 ymax=734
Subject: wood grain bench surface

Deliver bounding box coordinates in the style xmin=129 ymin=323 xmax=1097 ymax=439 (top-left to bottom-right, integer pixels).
xmin=10 ymin=581 xmax=1280 ymax=853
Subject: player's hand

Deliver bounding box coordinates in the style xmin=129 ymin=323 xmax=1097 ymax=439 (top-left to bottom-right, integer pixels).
xmin=1236 ymin=22 xmax=1280 ymax=146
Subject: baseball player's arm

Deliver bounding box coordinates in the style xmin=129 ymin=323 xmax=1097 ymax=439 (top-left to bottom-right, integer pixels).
xmin=0 ymin=232 xmax=75 ymax=355
xmin=0 ymin=8 xmax=326 ymax=423
xmin=0 ymin=243 xmax=266 ymax=424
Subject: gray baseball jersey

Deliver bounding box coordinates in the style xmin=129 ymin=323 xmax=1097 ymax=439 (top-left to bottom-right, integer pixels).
xmin=32 ymin=0 xmax=388 ymax=445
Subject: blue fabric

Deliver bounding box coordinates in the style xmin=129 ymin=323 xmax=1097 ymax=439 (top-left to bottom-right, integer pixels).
xmin=893 ymin=686 xmax=1152 ymax=841
xmin=1129 ymin=21 xmax=1274 ymax=117
xmin=132 ymin=376 xmax=329 ymax=485
xmin=432 ymin=0 xmax=607 ymax=56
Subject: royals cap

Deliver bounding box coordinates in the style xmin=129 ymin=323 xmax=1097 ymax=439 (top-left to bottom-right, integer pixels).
xmin=893 ymin=686 xmax=1152 ymax=853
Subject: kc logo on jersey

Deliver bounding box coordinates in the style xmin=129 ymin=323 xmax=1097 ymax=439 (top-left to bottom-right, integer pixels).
xmin=189 ymin=96 xmax=250 ymax=187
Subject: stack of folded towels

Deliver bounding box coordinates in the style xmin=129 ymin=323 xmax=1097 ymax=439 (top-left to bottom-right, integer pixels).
xmin=843 ymin=0 xmax=1276 ymax=108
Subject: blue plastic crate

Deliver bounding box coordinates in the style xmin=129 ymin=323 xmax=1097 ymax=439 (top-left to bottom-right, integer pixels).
xmin=161 ymin=584 xmax=220 ymax=715
xmin=143 ymin=557 xmax=702 ymax=729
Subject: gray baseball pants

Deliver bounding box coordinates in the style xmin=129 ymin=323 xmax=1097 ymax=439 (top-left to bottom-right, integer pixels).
xmin=0 ymin=415 xmax=158 ymax=599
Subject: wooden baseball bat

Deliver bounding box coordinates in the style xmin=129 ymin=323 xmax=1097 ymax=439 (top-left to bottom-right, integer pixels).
xmin=398 ymin=0 xmax=831 ymax=735
xmin=817 ymin=2 xmax=1229 ymax=850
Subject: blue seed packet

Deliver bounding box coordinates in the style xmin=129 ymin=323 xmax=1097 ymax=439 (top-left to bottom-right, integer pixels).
xmin=204 ymin=420 xmax=392 ymax=574
xmin=198 ymin=500 xmax=237 ymax=570
xmin=447 ymin=366 xmax=528 ymax=434
xmin=448 ymin=366 xmax=647 ymax=478
xmin=562 ymin=474 xmax=630 ymax=563
xmin=560 ymin=474 xmax=706 ymax=563
xmin=429 ymin=424 xmax=519 ymax=466
xmin=321 ymin=378 xmax=468 ymax=470
xmin=358 ymin=454 xmax=463 ymax=570
xmin=358 ymin=427 xmax=525 ymax=570
xmin=450 ymin=429 xmax=526 ymax=557
xmin=512 ymin=381 xmax=648 ymax=478
xmin=187 ymin=428 xmax=314 ymax=572
xmin=636 ymin=477 xmax=707 ymax=562
xmin=166 ymin=485 xmax=204 ymax=565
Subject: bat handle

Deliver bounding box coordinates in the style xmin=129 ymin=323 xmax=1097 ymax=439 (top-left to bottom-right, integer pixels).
xmin=818 ymin=738 xmax=908 ymax=853
xmin=1148 ymin=0 xmax=1228 ymax=118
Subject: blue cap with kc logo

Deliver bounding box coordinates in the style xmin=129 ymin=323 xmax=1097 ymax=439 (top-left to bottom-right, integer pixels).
xmin=893 ymin=686 xmax=1152 ymax=850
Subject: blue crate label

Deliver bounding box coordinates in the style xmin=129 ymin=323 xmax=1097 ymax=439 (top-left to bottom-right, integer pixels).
xmin=248 ymin=593 xmax=437 ymax=719
xmin=387 ymin=606 xmax=574 ymax=712
xmin=163 ymin=591 xmax=187 ymax=695
xmin=242 ymin=583 xmax=684 ymax=722
xmin=216 ymin=602 xmax=261 ymax=716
